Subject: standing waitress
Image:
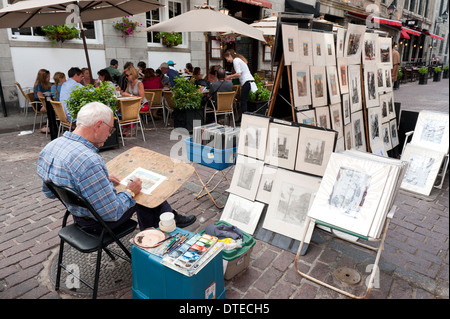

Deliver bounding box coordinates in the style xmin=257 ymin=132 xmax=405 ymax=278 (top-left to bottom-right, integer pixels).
xmin=224 ymin=49 xmax=256 ymax=117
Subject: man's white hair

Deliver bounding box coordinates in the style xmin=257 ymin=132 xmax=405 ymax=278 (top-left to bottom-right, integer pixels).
xmin=76 ymin=102 xmax=113 ymax=127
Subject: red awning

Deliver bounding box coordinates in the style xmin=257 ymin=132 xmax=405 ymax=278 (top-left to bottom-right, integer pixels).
xmin=429 ymin=33 xmax=445 ymax=41
xmin=400 ymin=28 xmax=410 ymax=39
xmin=403 ymin=27 xmax=422 ymax=36
xmin=233 ymin=0 xmax=272 ymax=9
xmin=347 ymin=12 xmax=402 ymax=27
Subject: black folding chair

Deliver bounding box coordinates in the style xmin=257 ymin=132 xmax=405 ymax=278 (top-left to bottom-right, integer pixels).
xmin=45 ymin=181 xmax=137 ymax=299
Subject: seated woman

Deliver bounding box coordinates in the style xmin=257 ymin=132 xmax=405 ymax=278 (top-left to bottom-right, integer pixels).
xmin=80 ymin=67 xmax=92 ymax=86
xmin=205 ymin=65 xmax=218 ymax=83
xmin=142 ymin=68 xmax=164 ymax=90
xmin=51 ymin=72 xmax=66 ymax=102
xmin=97 ymin=69 xmax=118 ymax=92
xmin=33 ymin=69 xmax=51 ymax=133
xmin=184 ymin=63 xmax=194 ymax=76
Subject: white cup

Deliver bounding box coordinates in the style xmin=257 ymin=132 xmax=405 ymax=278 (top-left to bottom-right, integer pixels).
xmin=160 ymin=212 xmax=174 ymax=227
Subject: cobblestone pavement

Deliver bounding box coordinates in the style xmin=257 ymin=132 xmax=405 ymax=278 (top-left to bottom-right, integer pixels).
xmin=0 ymin=79 xmax=448 ymax=299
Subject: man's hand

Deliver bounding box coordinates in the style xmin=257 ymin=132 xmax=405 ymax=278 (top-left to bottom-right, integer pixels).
xmin=109 ymin=175 xmax=121 ymax=185
xmin=127 ymin=178 xmax=142 ymax=196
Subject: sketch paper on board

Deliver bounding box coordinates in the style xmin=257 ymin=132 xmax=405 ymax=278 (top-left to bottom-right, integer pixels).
xmin=310 ymin=66 xmax=328 ymax=107
xmin=400 ymin=144 xmax=445 ymax=196
xmin=324 ymin=32 xmax=336 ymax=65
xmin=363 ymin=64 xmax=379 ymax=108
xmin=348 ymin=64 xmax=362 ymax=113
xmin=120 ymin=167 xmax=167 ymax=195
xmin=282 ymin=24 xmax=299 ymax=65
xmin=411 ymin=110 xmax=449 ymax=153
xmin=292 ymin=62 xmax=312 ymax=108
xmin=295 ymin=126 xmax=337 ymax=176
xmin=308 ymin=152 xmax=394 ymax=237
xmin=326 ymin=65 xmax=341 ymax=104
xmin=298 ymin=29 xmax=313 ymax=65
xmin=265 ymin=122 xmax=299 ymax=170
xmin=238 ymin=113 xmax=270 ymax=160
xmin=255 ymin=165 xmax=278 ymax=204
xmin=362 ymin=32 xmax=378 ymax=64
xmin=351 ymin=110 xmax=367 ymax=152
xmin=263 ymin=169 xmax=321 ymax=241
xmin=220 ymin=194 xmax=265 ymax=235
xmin=312 ymin=31 xmax=326 ymax=66
xmin=337 ymin=57 xmax=349 ymax=94
xmin=344 ymin=24 xmax=366 ymax=65
xmin=229 ymin=155 xmax=264 ymax=201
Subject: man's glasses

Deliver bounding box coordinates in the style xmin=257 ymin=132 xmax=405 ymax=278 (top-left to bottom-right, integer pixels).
xmin=102 ymin=121 xmax=116 ymax=134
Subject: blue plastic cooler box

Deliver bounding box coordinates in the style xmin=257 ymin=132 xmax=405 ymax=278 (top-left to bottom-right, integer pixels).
xmin=184 ymin=137 xmax=237 ymax=170
xmin=131 ymin=228 xmax=226 ymax=299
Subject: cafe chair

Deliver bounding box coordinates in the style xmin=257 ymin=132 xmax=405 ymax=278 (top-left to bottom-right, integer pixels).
xmin=14 ymin=81 xmax=33 ymax=117
xmin=23 ymin=92 xmax=47 ymax=134
xmin=209 ymin=91 xmax=237 ymax=127
xmin=162 ymin=90 xmax=176 ymax=127
xmin=50 ymin=100 xmax=73 ymax=137
xmin=144 ymin=89 xmax=165 ymax=127
xmin=116 ymin=97 xmax=145 ymax=146
xmin=141 ymin=91 xmax=156 ymax=128
xmin=44 ymin=181 xmax=137 ymax=299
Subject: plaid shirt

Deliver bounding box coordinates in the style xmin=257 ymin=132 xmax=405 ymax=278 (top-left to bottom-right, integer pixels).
xmin=37 ymin=131 xmax=134 ymax=222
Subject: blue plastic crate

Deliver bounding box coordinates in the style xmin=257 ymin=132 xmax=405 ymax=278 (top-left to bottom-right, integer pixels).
xmin=184 ymin=137 xmax=236 ymax=171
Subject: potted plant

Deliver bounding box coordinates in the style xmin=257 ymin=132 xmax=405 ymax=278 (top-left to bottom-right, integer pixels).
xmin=66 ymin=81 xmax=120 ymax=149
xmin=418 ymin=66 xmax=428 ymax=85
xmin=443 ymin=65 xmax=449 ymax=79
xmin=113 ymin=16 xmax=141 ymax=38
xmin=433 ymin=66 xmax=442 ymax=82
xmin=247 ymin=73 xmax=271 ymax=114
xmin=156 ymin=32 xmax=182 ymax=47
xmin=172 ymin=77 xmax=204 ymax=132
xmin=41 ymin=24 xmax=80 ymax=46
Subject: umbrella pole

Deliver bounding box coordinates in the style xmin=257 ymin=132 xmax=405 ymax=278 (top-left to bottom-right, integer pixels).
xmin=79 ymin=21 xmax=94 ymax=85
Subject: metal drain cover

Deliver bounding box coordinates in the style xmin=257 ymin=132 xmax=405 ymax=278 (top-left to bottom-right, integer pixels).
xmin=333 ymin=267 xmax=361 ymax=285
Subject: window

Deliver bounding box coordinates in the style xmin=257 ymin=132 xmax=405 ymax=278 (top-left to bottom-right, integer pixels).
xmin=146 ymin=0 xmax=185 ymax=45
xmin=409 ymin=0 xmax=416 ymax=12
xmin=424 ymin=0 xmax=429 ymax=18
xmin=418 ymin=0 xmax=423 ymax=15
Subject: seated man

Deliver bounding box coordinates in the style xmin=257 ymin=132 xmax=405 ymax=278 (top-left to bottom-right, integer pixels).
xmin=59 ymin=67 xmax=84 ymax=123
xmin=208 ymin=67 xmax=234 ymax=104
xmin=159 ymin=62 xmax=180 ymax=87
xmin=37 ymin=102 xmax=195 ymax=234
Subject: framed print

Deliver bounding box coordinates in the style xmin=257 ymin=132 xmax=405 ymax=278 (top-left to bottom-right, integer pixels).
xmin=265 ymin=122 xmax=299 ymax=170
xmin=308 ymin=152 xmax=396 ymax=237
xmin=342 ymin=93 xmax=351 ymax=125
xmin=363 ymin=64 xmax=379 ymax=108
xmin=326 ymin=65 xmax=341 ymax=104
xmin=367 ymin=106 xmax=383 ymax=151
xmin=336 ymin=28 xmax=346 ymax=58
xmin=238 ymin=113 xmax=270 ymax=160
xmin=255 ymin=165 xmax=278 ymax=204
xmin=229 ymin=155 xmax=264 ymax=201
xmin=295 ymin=126 xmax=337 ymax=176
xmin=400 ymin=144 xmax=445 ymax=196
xmin=292 ymin=62 xmax=312 ymax=108
xmin=282 ymin=24 xmax=299 ymax=65
xmin=384 ymin=66 xmax=393 ymax=92
xmin=296 ymin=109 xmax=316 ymax=126
xmin=330 ymin=103 xmax=344 ymax=139
xmin=362 ymin=32 xmax=378 ymax=64
xmin=351 ymin=110 xmax=367 ymax=152
xmin=298 ymin=29 xmax=313 ymax=65
xmin=379 ymin=93 xmax=389 ymax=123
xmin=344 ymin=123 xmax=353 ymax=150
xmin=348 ymin=64 xmax=362 ymax=113
xmin=411 ymin=110 xmax=449 ymax=153
xmin=220 ymin=193 xmax=265 ymax=235
xmin=376 ymin=65 xmax=385 ymax=92
xmin=324 ymin=32 xmax=336 ymax=65
xmin=381 ymin=121 xmax=392 ymax=151
xmin=386 ymin=91 xmax=395 ymax=120
xmin=315 ymin=106 xmax=331 ymax=129
xmin=263 ymin=169 xmax=322 ymax=242
xmin=312 ymin=31 xmax=326 ymax=66
xmin=390 ymin=119 xmax=399 ymax=148
xmin=310 ymin=66 xmax=328 ymax=107
xmin=344 ymin=23 xmax=366 ymax=65
xmin=378 ymin=36 xmax=392 ymax=68
xmin=337 ymin=57 xmax=349 ymax=94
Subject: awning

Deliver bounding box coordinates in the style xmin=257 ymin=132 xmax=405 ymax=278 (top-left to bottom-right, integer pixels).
xmin=347 ymin=12 xmax=402 ymax=28
xmin=429 ymin=33 xmax=445 ymax=41
xmin=403 ymin=27 xmax=422 ymax=37
xmin=233 ymin=0 xmax=272 ymax=9
xmin=400 ymin=28 xmax=410 ymax=39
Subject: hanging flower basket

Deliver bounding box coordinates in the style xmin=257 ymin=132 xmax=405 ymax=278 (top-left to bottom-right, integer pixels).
xmin=215 ymin=32 xmax=236 ymax=49
xmin=264 ymin=35 xmax=274 ymax=47
xmin=113 ymin=16 xmax=141 ymax=38
xmin=41 ymin=25 xmax=80 ymax=46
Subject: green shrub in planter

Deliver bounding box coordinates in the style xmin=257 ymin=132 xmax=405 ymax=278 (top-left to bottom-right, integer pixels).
xmin=66 ymin=81 xmax=117 ymax=120
xmin=434 ymin=66 xmax=442 ymax=72
xmin=418 ymin=67 xmax=428 ymax=74
xmin=248 ymin=73 xmax=271 ymax=103
xmin=172 ymin=77 xmax=203 ymax=110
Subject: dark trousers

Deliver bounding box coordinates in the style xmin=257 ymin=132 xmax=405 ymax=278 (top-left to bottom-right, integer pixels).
xmin=240 ymin=81 xmax=251 ymax=114
xmin=73 ymin=201 xmax=173 ymax=234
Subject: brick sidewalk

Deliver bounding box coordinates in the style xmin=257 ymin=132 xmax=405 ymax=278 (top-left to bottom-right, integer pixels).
xmin=0 ymin=79 xmax=448 ymax=299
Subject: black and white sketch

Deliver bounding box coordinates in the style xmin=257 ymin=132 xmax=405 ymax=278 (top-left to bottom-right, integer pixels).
xmin=265 ymin=123 xmax=299 ymax=170
xmin=238 ymin=114 xmax=270 ymax=160
xmin=344 ymin=23 xmax=366 ymax=65
xmin=378 ymin=37 xmax=392 ymax=68
xmin=367 ymin=107 xmax=383 ymax=151
xmin=362 ymin=32 xmax=378 ymax=64
xmin=390 ymin=119 xmax=399 ymax=148
xmin=363 ymin=65 xmax=379 ymax=108
xmin=229 ymin=155 xmax=264 ymax=201
xmin=255 ymin=165 xmax=278 ymax=204
xmin=351 ymin=110 xmax=366 ymax=151
xmin=348 ymin=64 xmax=362 ymax=113
xmin=381 ymin=122 xmax=392 ymax=151
xmin=411 ymin=110 xmax=449 ymax=153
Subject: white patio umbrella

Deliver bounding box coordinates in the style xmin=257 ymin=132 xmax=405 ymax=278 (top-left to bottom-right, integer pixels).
xmin=142 ymin=5 xmax=265 ymax=42
xmin=0 ymin=0 xmax=163 ymax=81
xmin=250 ymin=14 xmax=277 ymax=36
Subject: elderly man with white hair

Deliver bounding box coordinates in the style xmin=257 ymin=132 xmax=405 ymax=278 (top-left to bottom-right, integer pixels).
xmin=37 ymin=102 xmax=195 ymax=234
